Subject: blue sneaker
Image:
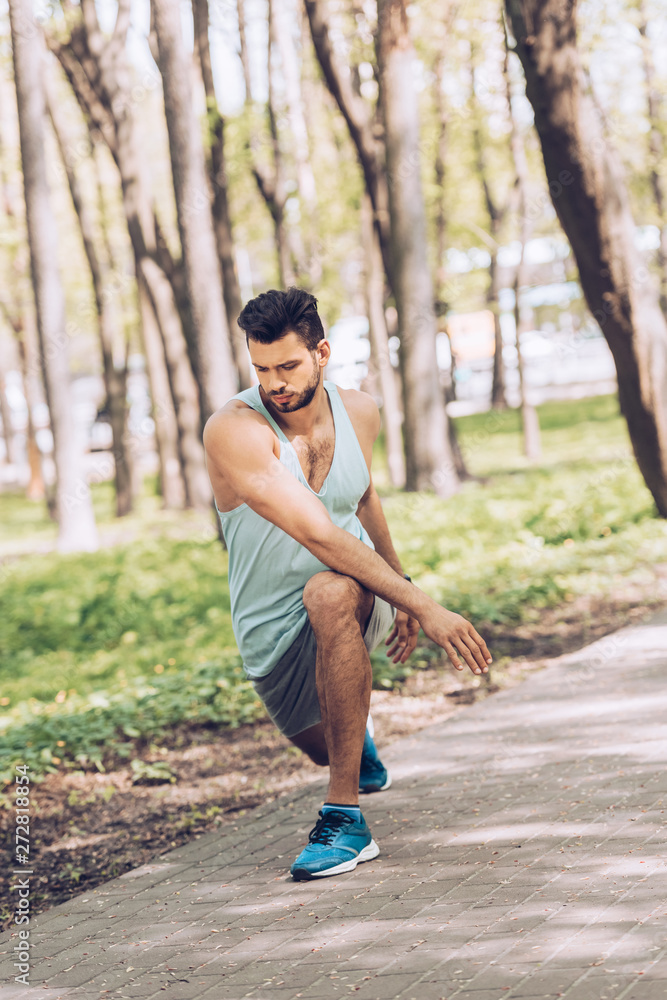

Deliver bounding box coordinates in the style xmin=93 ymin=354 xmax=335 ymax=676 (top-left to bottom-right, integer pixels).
xmin=290 ymin=809 xmax=380 ymax=881
xmin=359 ymin=728 xmax=391 ymax=794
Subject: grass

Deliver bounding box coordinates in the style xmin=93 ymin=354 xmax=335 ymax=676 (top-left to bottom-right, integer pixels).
xmin=2 ymin=393 xmax=666 ymax=783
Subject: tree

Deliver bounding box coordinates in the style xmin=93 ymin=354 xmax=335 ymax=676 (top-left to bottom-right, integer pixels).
xmin=304 ymin=0 xmax=393 ymax=288
xmin=502 ymin=29 xmax=541 ymax=460
xmin=506 ymin=0 xmax=667 ymax=516
xmin=361 ymin=192 xmax=405 ymax=488
xmin=150 ymin=0 xmax=237 ymax=423
xmin=192 ymin=0 xmax=251 ymax=390
xmin=237 ymin=0 xmax=302 ymax=288
xmin=9 ymin=0 xmax=98 ymax=551
xmin=45 ymin=68 xmax=134 ymax=517
xmin=636 ymin=0 xmax=667 ymax=316
xmin=45 ymin=0 xmax=211 ymax=510
xmin=272 ymin=0 xmax=319 ymax=283
xmin=470 ymin=47 xmax=508 ymax=410
xmin=377 ymin=0 xmax=459 ymax=496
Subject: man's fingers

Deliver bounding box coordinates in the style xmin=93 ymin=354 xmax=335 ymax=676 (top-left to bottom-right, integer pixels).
xmin=443 ymin=641 xmax=464 ymax=670
xmin=469 ymin=626 xmax=492 ymax=664
xmin=460 ymin=633 xmax=490 ymax=673
xmin=452 ymin=638 xmax=481 ymax=674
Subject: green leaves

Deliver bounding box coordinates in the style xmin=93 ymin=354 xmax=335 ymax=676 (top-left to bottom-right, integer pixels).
xmin=0 ymin=655 xmax=265 ymax=785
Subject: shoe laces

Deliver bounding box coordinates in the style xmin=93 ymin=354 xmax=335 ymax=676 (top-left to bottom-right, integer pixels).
xmin=308 ymin=810 xmax=354 ymax=846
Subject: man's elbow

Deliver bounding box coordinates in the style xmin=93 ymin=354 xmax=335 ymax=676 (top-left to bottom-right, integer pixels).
xmin=302 ymin=517 xmax=339 ymax=560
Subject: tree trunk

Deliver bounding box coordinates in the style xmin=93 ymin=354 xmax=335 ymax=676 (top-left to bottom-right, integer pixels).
xmin=236 ymin=0 xmax=254 ymax=102
xmin=471 ymin=61 xmax=507 ymax=410
xmin=44 ymin=0 xmax=208 ymax=510
xmin=361 ymin=192 xmax=405 ymax=488
xmin=140 ymin=257 xmax=212 ymax=510
xmin=503 ymin=32 xmax=541 ymax=461
xmin=376 ymin=0 xmax=459 ymax=497
xmin=488 ymin=243 xmax=507 ymax=409
xmin=150 ymin=0 xmax=237 ymax=423
xmin=0 ymin=70 xmax=45 ymax=499
xmin=305 ymin=0 xmax=393 ymax=290
xmin=267 ymin=0 xmax=308 ymax=285
xmin=434 ymin=47 xmax=449 ymax=313
xmin=136 ymin=271 xmax=186 ymax=508
xmin=433 ymin=0 xmax=457 ymax=311
xmin=637 ymin=0 xmax=667 ymax=317
xmin=506 ymin=0 xmax=667 ymax=515
xmin=0 ymin=368 xmax=15 ymax=466
xmin=192 ymin=0 xmax=251 ymax=390
xmin=9 ymin=0 xmax=98 ymax=552
xmin=272 ymin=0 xmax=319 ymax=283
xmin=45 ymin=70 xmax=134 ymax=517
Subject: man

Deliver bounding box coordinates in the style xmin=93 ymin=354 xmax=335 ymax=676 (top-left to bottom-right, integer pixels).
xmin=203 ymin=288 xmax=491 ymax=881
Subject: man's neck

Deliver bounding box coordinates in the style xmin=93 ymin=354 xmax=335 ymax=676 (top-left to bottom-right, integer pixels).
xmin=260 ymin=382 xmax=331 ymax=439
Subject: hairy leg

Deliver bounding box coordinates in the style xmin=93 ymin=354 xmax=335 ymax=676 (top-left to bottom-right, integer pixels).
xmin=293 ymin=571 xmax=374 ymax=805
xmin=289 ymin=722 xmax=329 ymax=766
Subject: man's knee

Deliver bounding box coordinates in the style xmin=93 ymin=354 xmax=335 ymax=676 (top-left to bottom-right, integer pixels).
xmin=303 ymin=571 xmax=370 ymax=627
xmin=289 ymin=724 xmax=329 ymax=767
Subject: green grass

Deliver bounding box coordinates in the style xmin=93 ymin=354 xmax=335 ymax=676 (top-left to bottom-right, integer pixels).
xmin=2 ymin=394 xmax=666 ymax=782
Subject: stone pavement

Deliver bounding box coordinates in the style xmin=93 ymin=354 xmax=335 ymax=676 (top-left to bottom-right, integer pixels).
xmin=2 ymin=613 xmax=666 ymax=1000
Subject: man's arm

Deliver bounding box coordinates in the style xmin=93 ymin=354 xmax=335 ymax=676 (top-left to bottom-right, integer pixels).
xmin=357 ymin=482 xmax=422 ymax=664
xmin=204 ymin=411 xmax=491 ymax=674
xmin=357 ymin=483 xmax=403 ymax=575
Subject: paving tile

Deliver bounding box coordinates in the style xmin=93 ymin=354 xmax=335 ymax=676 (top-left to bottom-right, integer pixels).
xmin=2 ymin=619 xmax=667 ymax=999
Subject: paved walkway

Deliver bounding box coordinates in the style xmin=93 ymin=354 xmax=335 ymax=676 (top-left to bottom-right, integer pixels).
xmin=2 ymin=613 xmax=667 ymax=1000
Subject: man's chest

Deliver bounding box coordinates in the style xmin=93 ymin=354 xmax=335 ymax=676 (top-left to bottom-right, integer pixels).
xmin=291 ymin=432 xmax=335 ymax=493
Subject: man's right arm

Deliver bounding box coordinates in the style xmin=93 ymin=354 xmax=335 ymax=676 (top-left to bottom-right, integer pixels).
xmin=204 ymin=412 xmax=491 ymax=674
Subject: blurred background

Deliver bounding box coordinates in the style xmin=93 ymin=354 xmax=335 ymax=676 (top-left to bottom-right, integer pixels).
xmin=1 ymin=0 xmax=667 ymax=916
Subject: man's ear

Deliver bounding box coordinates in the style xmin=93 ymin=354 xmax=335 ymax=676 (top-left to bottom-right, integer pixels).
xmin=317 ymin=338 xmax=331 ymax=368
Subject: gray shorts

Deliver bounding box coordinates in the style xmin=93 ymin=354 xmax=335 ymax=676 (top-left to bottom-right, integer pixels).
xmin=251 ymin=595 xmax=397 ymax=738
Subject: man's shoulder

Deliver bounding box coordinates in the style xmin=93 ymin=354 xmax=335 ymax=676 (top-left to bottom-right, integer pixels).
xmin=203 ymin=398 xmax=273 ymax=453
xmin=335 ymin=386 xmax=381 ymax=438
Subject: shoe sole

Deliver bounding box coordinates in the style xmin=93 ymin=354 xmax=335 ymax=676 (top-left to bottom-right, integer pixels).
xmin=291 ymin=840 xmax=380 ymax=881
xmin=359 ymin=773 xmax=392 ymax=794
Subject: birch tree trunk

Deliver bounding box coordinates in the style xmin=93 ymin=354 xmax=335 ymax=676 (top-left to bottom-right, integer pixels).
xmin=471 ymin=62 xmax=507 ymax=410
xmin=192 ymin=0 xmax=251 ymax=390
xmin=503 ymin=36 xmax=541 ymax=461
xmin=0 ymin=368 xmax=15 ymax=466
xmin=136 ymin=272 xmax=186 ymax=508
xmin=637 ymin=0 xmax=667 ymax=316
xmin=45 ymin=71 xmax=134 ymax=517
xmin=305 ymin=0 xmax=393 ymax=289
xmin=9 ymin=0 xmax=98 ymax=551
xmin=151 ymin=0 xmax=237 ymax=422
xmin=44 ymin=0 xmax=208 ymax=510
xmin=377 ymin=0 xmax=459 ymax=496
xmin=506 ymin=0 xmax=667 ymax=515
xmin=361 ymin=192 xmax=405 ymax=488
xmin=0 ymin=71 xmax=45 ymax=500
xmin=272 ymin=0 xmax=319 ymax=281
xmin=17 ymin=318 xmax=46 ymax=501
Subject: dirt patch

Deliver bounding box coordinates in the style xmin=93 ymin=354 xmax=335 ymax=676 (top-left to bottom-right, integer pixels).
xmin=0 ymin=594 xmax=661 ymax=928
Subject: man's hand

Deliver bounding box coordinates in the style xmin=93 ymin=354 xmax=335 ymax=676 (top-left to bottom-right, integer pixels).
xmin=419 ymin=605 xmax=492 ymax=676
xmin=385 ymin=611 xmax=420 ymax=664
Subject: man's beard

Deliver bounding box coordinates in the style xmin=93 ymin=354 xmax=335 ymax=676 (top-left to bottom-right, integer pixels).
xmin=270 ymin=359 xmax=321 ymax=412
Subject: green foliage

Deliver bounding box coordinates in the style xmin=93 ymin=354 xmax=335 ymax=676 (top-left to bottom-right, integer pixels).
xmin=0 ymin=655 xmax=265 ymax=786
xmin=0 ymin=533 xmax=235 ymax=706
xmin=130 ymin=759 xmax=177 ymax=785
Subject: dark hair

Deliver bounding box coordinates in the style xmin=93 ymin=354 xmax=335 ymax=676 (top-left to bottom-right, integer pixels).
xmin=237 ymin=287 xmax=325 ymax=352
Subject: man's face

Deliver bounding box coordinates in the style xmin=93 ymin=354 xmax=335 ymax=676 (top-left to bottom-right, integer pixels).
xmin=248 ymin=331 xmax=329 ymax=413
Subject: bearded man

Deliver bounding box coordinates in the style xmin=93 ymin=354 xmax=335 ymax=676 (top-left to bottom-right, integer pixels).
xmin=204 ymin=288 xmax=491 ymax=881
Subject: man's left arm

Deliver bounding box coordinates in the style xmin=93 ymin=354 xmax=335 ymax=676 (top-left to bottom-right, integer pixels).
xmin=356 ymin=482 xmax=421 ymax=664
